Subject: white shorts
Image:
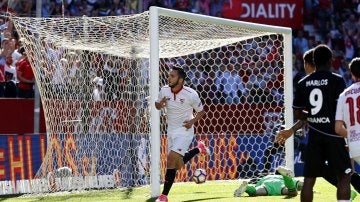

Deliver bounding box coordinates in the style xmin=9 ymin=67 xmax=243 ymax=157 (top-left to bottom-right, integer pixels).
xmin=167 ymin=129 xmax=194 ymax=156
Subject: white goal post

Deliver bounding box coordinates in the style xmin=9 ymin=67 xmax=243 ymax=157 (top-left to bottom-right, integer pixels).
xmin=9 ymin=7 xmax=293 ymax=197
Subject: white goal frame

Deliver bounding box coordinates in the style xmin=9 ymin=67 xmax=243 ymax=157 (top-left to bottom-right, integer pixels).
xmin=8 ymin=6 xmax=294 ymax=197
xmin=148 ymin=7 xmax=293 ymax=197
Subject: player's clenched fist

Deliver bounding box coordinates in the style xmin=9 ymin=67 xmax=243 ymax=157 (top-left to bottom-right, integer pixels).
xmin=155 ymin=97 xmax=167 ymax=110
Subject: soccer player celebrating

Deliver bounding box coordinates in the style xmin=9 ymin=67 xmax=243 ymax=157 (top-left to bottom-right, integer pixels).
xmin=335 ymin=57 xmax=360 ymax=165
xmin=155 ymin=66 xmax=209 ymax=202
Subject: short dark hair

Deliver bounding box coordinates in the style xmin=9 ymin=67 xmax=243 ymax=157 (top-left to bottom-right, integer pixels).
xmin=303 ymin=48 xmax=314 ymax=65
xmin=171 ymin=65 xmax=186 ymax=80
xmin=349 ymin=57 xmax=360 ymax=78
xmin=313 ymin=44 xmax=332 ymax=70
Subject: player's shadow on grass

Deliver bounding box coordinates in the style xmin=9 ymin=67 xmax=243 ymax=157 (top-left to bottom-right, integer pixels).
xmin=182 ymin=197 xmax=227 ymax=201
xmin=146 ymin=197 xmax=157 ymax=202
xmin=0 ymin=194 xmax=22 ymax=201
xmin=146 ymin=197 xmax=227 ymax=202
xmin=120 ymin=187 xmax=134 ymax=199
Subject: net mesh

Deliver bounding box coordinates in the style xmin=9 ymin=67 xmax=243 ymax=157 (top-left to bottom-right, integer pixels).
xmin=10 ymin=10 xmax=289 ymax=194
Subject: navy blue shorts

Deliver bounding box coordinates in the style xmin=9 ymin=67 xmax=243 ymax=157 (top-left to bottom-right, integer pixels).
xmin=303 ymin=131 xmax=352 ymax=177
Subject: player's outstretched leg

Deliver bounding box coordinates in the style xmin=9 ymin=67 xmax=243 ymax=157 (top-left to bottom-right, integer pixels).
xmin=234 ymin=181 xmax=248 ymax=197
xmin=183 ymin=141 xmax=210 ymax=164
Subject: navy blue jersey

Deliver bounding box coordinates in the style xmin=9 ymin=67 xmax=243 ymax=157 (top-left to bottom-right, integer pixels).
xmin=293 ymin=70 xmax=346 ymax=136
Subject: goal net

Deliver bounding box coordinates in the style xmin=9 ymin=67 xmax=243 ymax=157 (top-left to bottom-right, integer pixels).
xmin=10 ymin=7 xmax=293 ymax=196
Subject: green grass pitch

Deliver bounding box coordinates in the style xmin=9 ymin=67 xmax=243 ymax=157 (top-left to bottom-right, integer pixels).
xmin=0 ymin=177 xmax=355 ymax=202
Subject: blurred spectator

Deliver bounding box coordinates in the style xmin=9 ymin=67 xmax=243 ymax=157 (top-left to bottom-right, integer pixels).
xmin=344 ymin=34 xmax=355 ymax=62
xmin=41 ymin=0 xmax=51 ymax=17
xmin=98 ymin=0 xmax=113 ymax=16
xmin=209 ymin=0 xmax=223 ymax=17
xmin=127 ymin=0 xmax=139 ymax=14
xmin=11 ymin=37 xmax=23 ymax=66
xmin=332 ymin=48 xmax=344 ymax=72
xmin=16 ymin=0 xmax=33 ymax=17
xmin=16 ymin=47 xmax=34 ymax=98
xmin=342 ymin=14 xmax=357 ymax=35
xmin=337 ymin=59 xmax=353 ymax=87
xmin=202 ymin=67 xmax=218 ymax=104
xmin=66 ymin=51 xmax=81 ymax=98
xmin=246 ymin=65 xmax=273 ymax=104
xmin=92 ymin=76 xmax=104 ymax=101
xmin=354 ymin=38 xmax=360 ymax=57
xmin=293 ymin=30 xmax=309 ymax=58
xmin=3 ymin=55 xmax=17 ymax=97
xmin=162 ymin=0 xmax=175 ymax=8
xmin=174 ymin=0 xmax=190 ymax=11
xmin=293 ymin=59 xmax=305 ymax=88
xmin=187 ymin=65 xmax=198 ymax=88
xmin=86 ymin=0 xmax=99 ymax=14
xmin=192 ymin=0 xmax=210 ymax=15
xmin=103 ymin=58 xmax=120 ymax=100
xmin=315 ymin=0 xmax=333 ymax=38
xmin=114 ymin=0 xmax=127 ymax=15
xmin=0 ymin=59 xmax=5 ymax=97
xmin=51 ymin=57 xmax=68 ymax=96
xmin=0 ymin=37 xmax=13 ymax=66
xmin=78 ymin=0 xmax=90 ymax=16
xmin=215 ymin=63 xmax=245 ymax=104
xmin=1 ymin=1 xmax=19 ymax=14
xmin=67 ymin=0 xmax=82 ymax=16
xmin=0 ymin=17 xmax=8 ymax=32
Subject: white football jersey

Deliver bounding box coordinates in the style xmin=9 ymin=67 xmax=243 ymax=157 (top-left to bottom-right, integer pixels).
xmin=157 ymin=85 xmax=203 ymax=134
xmin=336 ymin=82 xmax=360 ymax=157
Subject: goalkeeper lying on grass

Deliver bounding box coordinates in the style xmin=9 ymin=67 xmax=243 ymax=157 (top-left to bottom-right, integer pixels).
xmin=234 ymin=166 xmax=358 ymax=200
xmin=234 ymin=166 xmax=302 ymax=197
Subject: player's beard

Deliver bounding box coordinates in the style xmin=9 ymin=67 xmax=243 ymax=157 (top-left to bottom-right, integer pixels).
xmin=169 ymin=78 xmax=180 ymax=88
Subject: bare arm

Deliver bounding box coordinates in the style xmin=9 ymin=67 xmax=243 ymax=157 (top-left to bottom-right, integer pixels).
xmin=335 ymin=120 xmax=347 ymax=138
xmin=183 ymin=110 xmax=205 ymax=129
xmin=275 ymin=119 xmax=306 ymax=145
xmin=155 ymin=97 xmax=167 ymax=110
xmin=275 ymin=109 xmax=307 ymax=145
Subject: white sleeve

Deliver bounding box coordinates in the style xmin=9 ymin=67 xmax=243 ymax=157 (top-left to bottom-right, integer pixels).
xmin=155 ymin=88 xmax=163 ymax=103
xmin=192 ymin=92 xmax=204 ymax=112
xmin=335 ymin=94 xmax=345 ymax=121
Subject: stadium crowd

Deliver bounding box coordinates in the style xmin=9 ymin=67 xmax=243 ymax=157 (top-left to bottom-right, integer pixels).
xmin=0 ymin=0 xmax=359 ymax=100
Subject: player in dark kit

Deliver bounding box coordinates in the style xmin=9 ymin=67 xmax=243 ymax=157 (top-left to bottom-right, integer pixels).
xmin=293 ymin=44 xmax=352 ymax=201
